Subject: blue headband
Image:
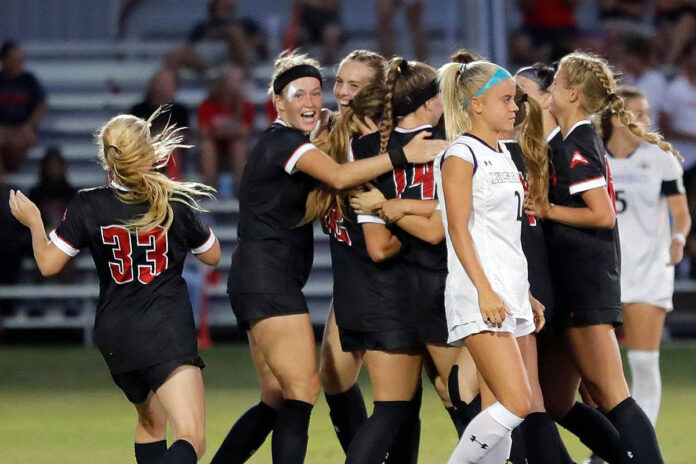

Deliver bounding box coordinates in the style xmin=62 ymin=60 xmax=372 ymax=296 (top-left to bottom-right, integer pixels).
xmin=462 ymin=67 xmax=513 ymax=108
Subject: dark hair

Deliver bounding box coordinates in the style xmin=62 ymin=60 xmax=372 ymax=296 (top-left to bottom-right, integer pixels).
xmin=0 ymin=40 xmax=19 ymax=61
xmin=515 ymin=62 xmax=556 ymax=92
xmin=450 ymin=48 xmax=485 ymax=64
xmin=40 ymin=146 xmax=67 ymax=182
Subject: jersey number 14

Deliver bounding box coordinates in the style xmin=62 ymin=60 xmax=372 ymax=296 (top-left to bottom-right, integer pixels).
xmin=101 ymin=225 xmax=169 ymax=284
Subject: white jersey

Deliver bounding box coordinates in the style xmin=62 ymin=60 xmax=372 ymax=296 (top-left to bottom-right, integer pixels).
xmin=435 ymin=134 xmax=533 ymax=344
xmin=608 ymin=142 xmax=685 ymax=310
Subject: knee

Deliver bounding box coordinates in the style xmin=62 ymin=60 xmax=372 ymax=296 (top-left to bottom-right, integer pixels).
xmin=177 ymin=434 xmax=206 ymax=460
xmin=284 ymin=373 xmax=320 ymax=404
xmin=137 ymin=411 xmax=166 ymax=436
xmin=502 ymin=386 xmax=533 ymax=419
xmin=260 ymin=378 xmax=284 ymax=409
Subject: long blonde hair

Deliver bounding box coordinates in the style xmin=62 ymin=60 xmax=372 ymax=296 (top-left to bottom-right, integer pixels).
xmin=560 ymin=52 xmax=681 ymax=159
xmin=98 ymin=107 xmax=214 ymax=233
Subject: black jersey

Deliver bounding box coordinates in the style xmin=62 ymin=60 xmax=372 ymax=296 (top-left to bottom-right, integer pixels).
xmin=228 ymin=120 xmax=318 ymax=296
xmin=51 ymin=182 xmax=214 ymax=373
xmin=546 ymin=121 xmax=621 ymax=316
xmin=504 ymin=140 xmax=555 ymax=314
xmin=351 ymin=124 xmax=447 ymax=271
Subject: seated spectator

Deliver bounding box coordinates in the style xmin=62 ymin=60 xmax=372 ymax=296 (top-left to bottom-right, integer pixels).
xmin=130 ymin=68 xmax=189 ymax=179
xmin=509 ymin=0 xmax=580 ymax=64
xmin=0 ymin=41 xmax=47 ymax=173
xmin=598 ymin=0 xmax=653 ymax=39
xmin=376 ymin=0 xmax=428 ymax=62
xmin=166 ymin=0 xmax=267 ymax=74
xmin=618 ymin=35 xmax=667 ymax=129
xmin=197 ymin=66 xmax=254 ymax=195
xmin=656 ymin=0 xmax=696 ymax=66
xmin=0 ymin=157 xmax=31 ymax=315
xmin=660 ymin=40 xmax=696 ymax=171
xmin=285 ymin=0 xmax=342 ymax=64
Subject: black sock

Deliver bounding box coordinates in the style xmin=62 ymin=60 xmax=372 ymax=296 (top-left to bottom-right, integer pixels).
xmin=271 ymin=399 xmax=313 ymax=464
xmin=134 ymin=440 xmax=166 ymax=464
xmin=385 ymin=385 xmax=423 ymax=464
xmin=510 ymin=426 xmax=527 ymax=464
xmin=160 ymin=440 xmax=197 ymax=464
xmin=447 ymin=364 xmax=482 ymax=430
xmin=210 ymin=401 xmax=277 ymax=464
xmin=446 ymin=407 xmax=465 ymax=438
xmin=558 ymin=401 xmax=625 ymax=464
xmin=325 ymin=384 xmax=368 ymax=453
xmin=345 ymin=401 xmax=413 ymax=464
xmin=606 ymin=397 xmax=664 ymax=464
xmin=520 ymin=412 xmax=568 ymax=464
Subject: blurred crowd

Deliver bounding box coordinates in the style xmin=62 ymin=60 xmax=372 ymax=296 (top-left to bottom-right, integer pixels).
xmin=3 ymin=0 xmax=696 ymax=286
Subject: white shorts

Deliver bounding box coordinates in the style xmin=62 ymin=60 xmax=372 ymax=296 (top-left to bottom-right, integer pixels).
xmin=447 ymin=316 xmax=535 ymax=346
xmin=622 ymin=296 xmax=674 ymax=313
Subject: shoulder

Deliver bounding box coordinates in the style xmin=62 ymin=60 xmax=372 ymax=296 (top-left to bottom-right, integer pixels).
xmin=442 ymin=136 xmax=479 ymax=165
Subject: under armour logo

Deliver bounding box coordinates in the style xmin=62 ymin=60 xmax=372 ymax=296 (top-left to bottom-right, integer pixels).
xmin=483 ymin=160 xmax=493 ymax=166
xmin=627 ymin=451 xmax=634 ymax=459
xmin=469 ymin=435 xmax=489 ymax=449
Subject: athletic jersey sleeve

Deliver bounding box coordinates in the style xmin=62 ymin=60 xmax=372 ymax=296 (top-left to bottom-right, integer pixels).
xmin=661 ymin=151 xmax=685 ymax=196
xmin=442 ymin=141 xmax=478 ymax=172
xmin=273 ymin=128 xmax=317 ymax=175
xmin=50 ymin=193 xmax=86 ymax=257
xmin=566 ymin=143 xmax=607 ymax=195
xmin=182 ymin=206 xmax=216 ymax=254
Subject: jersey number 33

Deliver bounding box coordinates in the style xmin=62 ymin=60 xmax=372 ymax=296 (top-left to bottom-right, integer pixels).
xmin=101 ymin=225 xmax=168 ymax=284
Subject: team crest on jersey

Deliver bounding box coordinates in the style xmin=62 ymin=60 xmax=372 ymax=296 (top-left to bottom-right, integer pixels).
xmin=570 ymin=151 xmax=589 ymax=168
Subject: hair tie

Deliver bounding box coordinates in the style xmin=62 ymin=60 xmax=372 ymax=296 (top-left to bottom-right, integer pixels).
xmin=520 ymin=93 xmax=528 ymax=103
xmin=398 ymin=59 xmax=410 ymax=75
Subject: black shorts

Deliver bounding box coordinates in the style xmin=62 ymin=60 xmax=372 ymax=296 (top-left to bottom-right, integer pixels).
xmin=556 ymin=306 xmax=623 ymax=329
xmin=229 ymin=291 xmax=309 ymax=331
xmin=111 ymin=355 xmax=205 ymax=404
xmin=410 ymin=264 xmax=448 ymax=345
xmin=339 ymin=327 xmax=422 ymax=352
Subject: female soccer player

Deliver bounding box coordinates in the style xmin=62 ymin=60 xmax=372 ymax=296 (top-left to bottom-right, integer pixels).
xmin=9 ymin=110 xmax=221 ymax=464
xmin=216 ymin=51 xmax=442 ymax=464
xmin=601 ymin=86 xmax=691 ymax=426
xmin=524 ymin=52 xmax=678 ymax=464
xmin=435 ymin=59 xmax=548 ymax=464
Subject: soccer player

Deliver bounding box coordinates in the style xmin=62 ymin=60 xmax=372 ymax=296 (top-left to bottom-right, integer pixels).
xmin=436 ymin=60 xmax=547 ymax=464
xmin=214 ymin=51 xmax=441 ymax=464
xmin=601 ymin=86 xmax=691 ymax=426
xmin=524 ymin=52 xmax=679 ymax=464
xmin=8 ymin=109 xmax=221 ymax=464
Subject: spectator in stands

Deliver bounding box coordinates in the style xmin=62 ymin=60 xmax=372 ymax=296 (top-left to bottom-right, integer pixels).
xmin=0 ymin=41 xmax=47 ymax=173
xmin=130 ymin=68 xmax=189 ymax=179
xmin=0 ymin=157 xmax=31 ymax=315
xmin=376 ymin=0 xmax=428 ymax=62
xmin=660 ymin=40 xmax=696 ymax=171
xmin=509 ymin=0 xmax=580 ymax=64
xmin=598 ymin=0 xmax=653 ymax=39
xmin=197 ymin=66 xmax=254 ymax=196
xmin=285 ymin=0 xmax=343 ymax=65
xmin=655 ymin=0 xmax=696 ymax=67
xmin=618 ymin=35 xmax=667 ymax=129
xmin=166 ymin=0 xmax=267 ymax=74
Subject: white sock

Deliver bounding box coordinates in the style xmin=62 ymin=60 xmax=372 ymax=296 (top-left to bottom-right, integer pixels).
xmin=479 ymin=433 xmax=512 ymax=464
xmin=628 ymin=350 xmax=661 ymax=426
xmin=447 ymin=402 xmax=523 ymax=464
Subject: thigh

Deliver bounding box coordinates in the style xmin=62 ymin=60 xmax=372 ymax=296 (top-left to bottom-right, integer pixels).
xmin=320 ymin=304 xmax=363 ymax=394
xmin=134 ymin=391 xmax=167 ymax=429
xmin=247 ymin=331 xmax=283 ymax=408
xmin=250 ymin=314 xmax=318 ymax=392
xmin=155 ymin=365 xmax=205 ymax=437
xmin=516 ymin=334 xmax=545 ymax=412
xmin=363 ymin=350 xmax=422 ymax=401
xmin=566 ymin=325 xmax=629 ymax=411
xmin=622 ymin=303 xmax=666 ymax=351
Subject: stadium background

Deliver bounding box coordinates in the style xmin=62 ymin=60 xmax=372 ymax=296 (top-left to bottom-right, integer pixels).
xmin=1 ymin=1 xmax=695 ymax=463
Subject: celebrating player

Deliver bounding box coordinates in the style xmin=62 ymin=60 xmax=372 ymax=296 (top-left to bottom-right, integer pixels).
xmin=9 ymin=110 xmax=221 ymax=464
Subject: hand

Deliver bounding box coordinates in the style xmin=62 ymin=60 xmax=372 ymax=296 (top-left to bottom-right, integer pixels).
xmin=378 ymin=198 xmax=410 ymax=223
xmin=350 ymin=185 xmax=386 ymax=215
xmin=529 ymin=293 xmax=546 ymax=333
xmin=8 ymin=189 xmax=43 ymax=229
xmin=352 ymin=115 xmax=379 ymax=135
xmin=668 ymin=238 xmax=685 ymax=266
xmin=524 ymin=196 xmax=551 ymax=219
xmin=403 ymin=132 xmax=448 ymax=164
xmin=478 ymin=287 xmax=512 ymax=328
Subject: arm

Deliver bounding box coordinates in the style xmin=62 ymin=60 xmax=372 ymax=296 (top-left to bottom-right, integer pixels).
xmin=525 ymin=186 xmax=616 ymax=229
xmin=442 ymin=157 xmax=511 ymax=327
xmin=8 ymin=190 xmax=71 ymax=276
xmin=362 ymin=222 xmax=402 ymax=262
xmin=394 ymin=210 xmax=445 ymax=245
xmin=667 ymin=194 xmax=691 ymax=265
xmin=195 ymin=239 xmax=221 ymax=266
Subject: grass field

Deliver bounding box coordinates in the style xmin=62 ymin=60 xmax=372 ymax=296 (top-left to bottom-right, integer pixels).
xmin=1 ymin=343 xmax=695 ymax=463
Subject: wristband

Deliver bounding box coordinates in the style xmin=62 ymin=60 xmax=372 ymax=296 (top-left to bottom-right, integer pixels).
xmin=672 ymin=232 xmax=686 ymax=246
xmin=388 ymin=146 xmax=409 ymax=169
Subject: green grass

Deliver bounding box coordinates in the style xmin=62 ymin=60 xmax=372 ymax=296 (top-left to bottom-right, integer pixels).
xmin=1 ymin=344 xmax=695 ymax=463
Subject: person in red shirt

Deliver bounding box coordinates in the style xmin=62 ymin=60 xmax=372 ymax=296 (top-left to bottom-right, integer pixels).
xmin=197 ymin=66 xmax=255 ymax=195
